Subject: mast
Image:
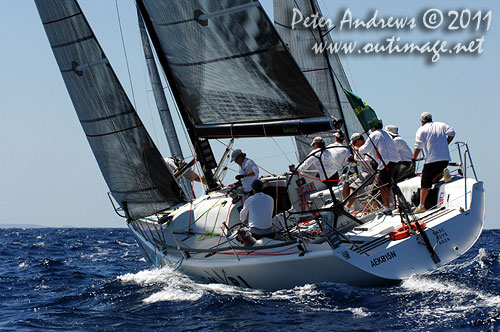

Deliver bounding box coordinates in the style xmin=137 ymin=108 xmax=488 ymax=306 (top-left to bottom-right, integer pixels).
xmin=308 ymin=0 xmax=351 ymax=140
xmin=136 ymin=0 xmax=220 ymax=192
xmin=137 ymin=9 xmax=193 ymax=196
xmin=137 ymin=9 xmax=183 ymax=159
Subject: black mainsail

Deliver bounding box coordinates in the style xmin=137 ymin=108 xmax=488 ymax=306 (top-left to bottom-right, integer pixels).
xmin=35 ymin=0 xmax=187 ymax=219
xmin=137 ymin=0 xmax=341 ymax=190
xmin=274 ymin=0 xmax=364 ymax=159
xmin=136 ymin=0 xmax=337 ymax=138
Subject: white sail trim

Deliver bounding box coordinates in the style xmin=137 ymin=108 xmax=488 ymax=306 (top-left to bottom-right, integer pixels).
xmin=74 ymin=58 xmax=109 ymax=72
xmin=198 ymin=2 xmax=260 ymax=21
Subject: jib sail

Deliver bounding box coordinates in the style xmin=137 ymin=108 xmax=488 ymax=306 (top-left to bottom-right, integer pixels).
xmin=35 ymin=0 xmax=187 ymax=219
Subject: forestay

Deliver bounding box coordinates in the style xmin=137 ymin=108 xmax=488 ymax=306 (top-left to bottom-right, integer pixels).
xmin=35 ymin=0 xmax=186 ymax=219
xmin=274 ymin=0 xmax=364 ymax=159
xmin=137 ymin=0 xmax=329 ymax=136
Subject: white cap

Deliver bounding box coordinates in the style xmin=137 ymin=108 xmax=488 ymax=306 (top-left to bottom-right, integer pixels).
xmin=231 ymin=149 xmax=243 ymax=162
xmin=385 ymin=125 xmax=399 ymax=137
xmin=310 ymin=136 xmax=324 ymax=146
xmin=420 ymin=112 xmax=432 ymax=123
xmin=350 ymin=133 xmax=364 ymax=143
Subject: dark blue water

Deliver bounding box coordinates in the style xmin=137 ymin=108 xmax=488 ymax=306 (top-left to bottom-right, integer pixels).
xmin=1 ymin=228 xmax=499 ymax=332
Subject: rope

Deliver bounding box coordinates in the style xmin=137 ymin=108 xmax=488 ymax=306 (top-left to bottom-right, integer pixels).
xmin=214 ymin=139 xmax=275 ymax=176
xmin=272 ymin=137 xmax=293 ymax=165
xmin=217 ymin=202 xmax=234 ymax=249
xmin=197 ymin=201 xmax=223 ymax=241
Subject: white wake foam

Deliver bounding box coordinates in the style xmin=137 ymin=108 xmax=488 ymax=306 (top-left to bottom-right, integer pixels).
xmin=118 ymin=266 xmax=204 ymax=303
xmin=398 ymin=274 xmax=500 ymax=322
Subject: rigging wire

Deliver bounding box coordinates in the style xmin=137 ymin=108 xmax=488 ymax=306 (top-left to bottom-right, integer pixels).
xmin=271 ymin=137 xmax=293 ymax=165
xmin=115 ymin=0 xmax=137 ymax=109
xmin=319 ymin=0 xmax=359 ymax=93
xmin=290 ymin=137 xmax=300 ymax=163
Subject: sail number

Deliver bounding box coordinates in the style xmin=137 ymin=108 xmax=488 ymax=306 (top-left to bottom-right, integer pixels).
xmin=432 ymin=227 xmax=451 ymax=245
xmin=370 ymin=251 xmax=397 ymax=268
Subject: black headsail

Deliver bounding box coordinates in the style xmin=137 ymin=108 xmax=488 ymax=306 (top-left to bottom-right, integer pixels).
xmin=35 ymin=0 xmax=187 ymax=219
xmin=274 ymin=0 xmax=364 ymax=159
xmin=136 ymin=0 xmax=340 ymax=182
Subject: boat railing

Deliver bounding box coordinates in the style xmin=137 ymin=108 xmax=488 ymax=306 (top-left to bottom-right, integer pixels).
xmin=454 ymin=141 xmax=478 ymax=210
xmin=107 ymin=192 xmax=127 ymax=218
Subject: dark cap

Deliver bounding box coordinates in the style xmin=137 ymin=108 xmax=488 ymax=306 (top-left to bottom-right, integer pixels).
xmin=251 ymin=179 xmax=263 ymax=191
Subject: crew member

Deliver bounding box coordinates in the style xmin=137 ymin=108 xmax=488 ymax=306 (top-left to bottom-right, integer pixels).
xmin=385 ymin=125 xmax=414 ymax=182
xmin=231 ymin=149 xmax=259 ymax=193
xmin=240 ymin=179 xmax=275 ymax=240
xmin=326 ymin=132 xmax=350 ymax=186
xmin=164 ymin=157 xmax=204 ymax=183
xmin=342 ymin=133 xmax=375 ymax=210
xmin=297 ymin=137 xmax=337 ymax=187
xmin=354 ymin=119 xmax=400 ymax=215
xmin=413 ymin=112 xmax=455 ymax=214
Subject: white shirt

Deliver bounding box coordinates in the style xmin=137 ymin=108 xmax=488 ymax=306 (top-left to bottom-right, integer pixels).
xmin=392 ymin=136 xmax=413 ymax=162
xmin=359 ymin=130 xmax=400 ymax=170
xmin=356 ymin=153 xmax=375 ymax=174
xmin=327 ymin=142 xmax=350 ymax=175
xmin=239 ymin=158 xmax=259 ymax=192
xmin=164 ymin=157 xmax=195 ymax=181
xmin=240 ymin=192 xmax=274 ymax=230
xmin=297 ymin=148 xmax=336 ymax=181
xmin=164 ymin=157 xmax=177 ymax=173
xmin=415 ymin=122 xmax=455 ymax=164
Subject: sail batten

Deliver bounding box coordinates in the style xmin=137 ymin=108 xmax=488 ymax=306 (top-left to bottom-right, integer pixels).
xmin=36 ymin=0 xmax=187 ymax=219
xmin=198 ymin=2 xmax=261 ymax=21
xmin=168 ymin=48 xmax=269 ymax=67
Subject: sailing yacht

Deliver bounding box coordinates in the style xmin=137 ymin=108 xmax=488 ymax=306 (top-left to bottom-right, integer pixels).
xmin=35 ymin=0 xmax=484 ymax=289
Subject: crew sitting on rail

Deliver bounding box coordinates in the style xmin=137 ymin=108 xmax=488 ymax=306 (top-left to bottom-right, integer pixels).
xmin=385 ymin=125 xmax=415 ymax=182
xmin=239 ymin=179 xmax=275 ymax=240
xmin=231 ymin=149 xmax=259 ymax=193
xmin=297 ymin=136 xmax=338 ymax=187
xmin=354 ymin=119 xmax=400 ymax=216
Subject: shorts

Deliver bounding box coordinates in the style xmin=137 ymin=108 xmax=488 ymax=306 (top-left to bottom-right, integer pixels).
xmin=348 ymin=171 xmax=372 ymax=190
xmin=377 ymin=162 xmax=397 ymax=187
xmin=421 ymin=160 xmax=449 ymax=189
xmin=394 ymin=161 xmax=414 ymax=182
xmin=251 ymin=227 xmax=275 ymax=240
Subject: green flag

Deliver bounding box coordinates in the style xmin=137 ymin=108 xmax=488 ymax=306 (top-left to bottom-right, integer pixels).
xmin=342 ymin=89 xmax=379 ymax=133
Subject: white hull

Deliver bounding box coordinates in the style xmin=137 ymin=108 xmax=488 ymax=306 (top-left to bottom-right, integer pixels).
xmin=128 ymin=176 xmax=484 ymax=290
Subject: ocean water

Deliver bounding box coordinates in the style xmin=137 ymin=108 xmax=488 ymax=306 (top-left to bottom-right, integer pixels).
xmin=1 ymin=228 xmax=499 ymax=332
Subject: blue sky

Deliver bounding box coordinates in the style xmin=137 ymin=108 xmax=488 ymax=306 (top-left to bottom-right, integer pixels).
xmin=0 ymin=1 xmax=498 ymax=228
